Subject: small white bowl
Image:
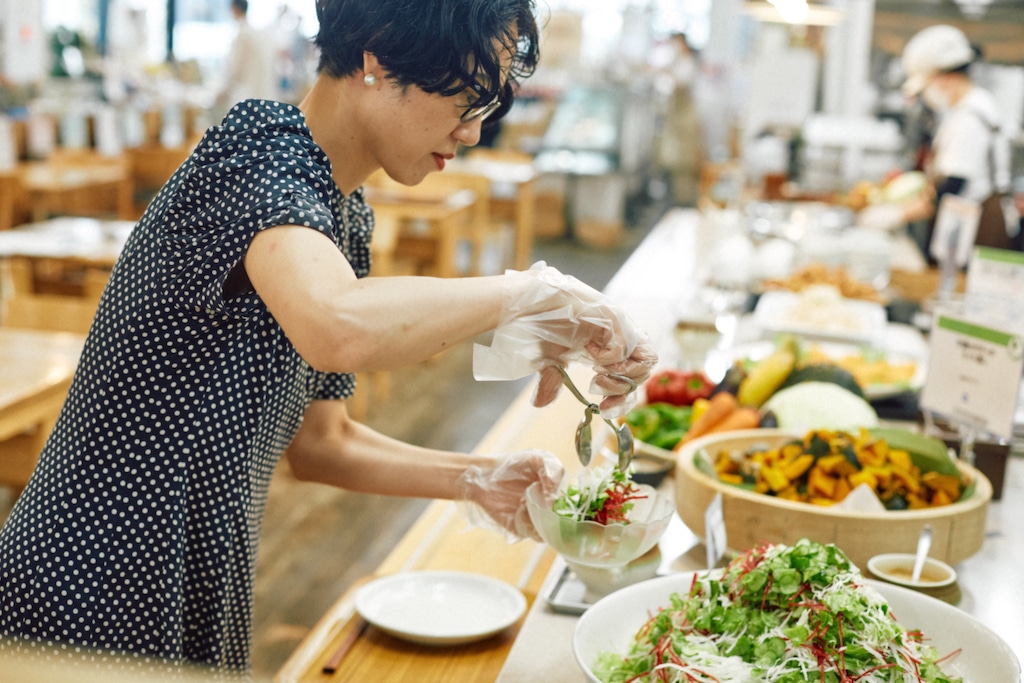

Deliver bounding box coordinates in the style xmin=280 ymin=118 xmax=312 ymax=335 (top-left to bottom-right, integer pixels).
xmin=866 ymin=553 xmax=957 ymax=589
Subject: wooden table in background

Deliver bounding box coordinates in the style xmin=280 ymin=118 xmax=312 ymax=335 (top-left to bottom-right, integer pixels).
xmin=0 ymin=329 xmax=85 ymax=492
xmin=0 ymin=216 xmax=132 ymax=269
xmin=447 ymin=156 xmax=539 ymax=271
xmin=16 ymin=157 xmax=134 ymax=224
xmin=364 ymin=187 xmax=478 ymax=279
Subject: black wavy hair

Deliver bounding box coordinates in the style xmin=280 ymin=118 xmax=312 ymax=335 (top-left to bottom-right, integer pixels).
xmin=313 ymin=0 xmax=539 ymax=124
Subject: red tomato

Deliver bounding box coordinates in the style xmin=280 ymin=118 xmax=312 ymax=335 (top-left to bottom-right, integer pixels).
xmin=644 ymin=369 xmax=714 ymax=406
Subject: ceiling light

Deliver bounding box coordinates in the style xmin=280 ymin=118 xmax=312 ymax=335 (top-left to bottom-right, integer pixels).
xmin=743 ymin=0 xmax=844 ymax=26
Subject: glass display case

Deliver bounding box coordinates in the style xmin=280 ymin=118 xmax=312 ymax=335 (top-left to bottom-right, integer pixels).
xmin=533 ymin=82 xmax=658 ymax=246
xmin=535 ymin=84 xmax=625 ymax=177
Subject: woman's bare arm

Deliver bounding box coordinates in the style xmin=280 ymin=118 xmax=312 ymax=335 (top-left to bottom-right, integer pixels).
xmin=285 ymin=399 xmax=490 ymax=499
xmin=244 ymin=224 xmax=509 ymax=373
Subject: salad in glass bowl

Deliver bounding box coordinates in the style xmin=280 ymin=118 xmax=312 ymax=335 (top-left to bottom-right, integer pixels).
xmin=526 ymin=467 xmax=674 ymax=569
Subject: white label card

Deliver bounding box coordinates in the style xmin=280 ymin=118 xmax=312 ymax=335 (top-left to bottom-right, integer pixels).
xmin=966 ymin=247 xmax=1024 ymax=300
xmin=704 ymin=492 xmax=727 ymax=570
xmin=930 ymin=194 xmax=981 ymax=267
xmin=919 ymin=314 xmax=1024 ymax=440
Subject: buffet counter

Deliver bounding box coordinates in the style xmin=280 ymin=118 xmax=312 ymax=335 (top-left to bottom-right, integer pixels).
xmin=277 ymin=208 xmax=1024 ymax=682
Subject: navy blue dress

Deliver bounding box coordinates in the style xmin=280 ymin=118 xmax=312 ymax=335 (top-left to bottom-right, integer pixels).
xmin=0 ymin=100 xmax=373 ymax=675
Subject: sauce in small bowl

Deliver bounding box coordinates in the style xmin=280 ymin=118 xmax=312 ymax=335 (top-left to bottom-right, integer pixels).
xmin=866 ymin=553 xmax=960 ymax=605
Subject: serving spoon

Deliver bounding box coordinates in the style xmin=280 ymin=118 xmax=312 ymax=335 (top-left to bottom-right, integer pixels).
xmin=911 ymin=523 xmax=933 ymax=583
xmin=555 ymin=366 xmax=636 ymax=471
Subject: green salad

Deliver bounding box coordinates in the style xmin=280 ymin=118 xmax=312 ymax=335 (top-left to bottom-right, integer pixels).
xmin=552 ymin=467 xmax=644 ymax=525
xmin=594 ymin=539 xmax=962 ymax=683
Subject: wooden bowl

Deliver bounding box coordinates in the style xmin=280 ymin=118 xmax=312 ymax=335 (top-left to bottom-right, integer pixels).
xmin=675 ymin=429 xmax=992 ymax=570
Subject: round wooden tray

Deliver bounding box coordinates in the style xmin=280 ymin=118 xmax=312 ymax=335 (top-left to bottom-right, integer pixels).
xmin=675 ymin=429 xmax=992 ymax=570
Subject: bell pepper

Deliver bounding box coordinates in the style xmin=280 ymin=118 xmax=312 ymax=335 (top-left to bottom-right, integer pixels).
xmin=644 ymin=369 xmax=715 ymax=406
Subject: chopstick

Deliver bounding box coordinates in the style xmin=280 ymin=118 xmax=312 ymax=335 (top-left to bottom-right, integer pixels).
xmin=322 ymin=616 xmax=369 ymax=674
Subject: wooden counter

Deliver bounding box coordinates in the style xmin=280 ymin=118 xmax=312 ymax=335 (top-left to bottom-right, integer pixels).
xmin=279 ymin=209 xmax=1024 ymax=682
xmin=275 ymin=371 xmax=586 ymax=682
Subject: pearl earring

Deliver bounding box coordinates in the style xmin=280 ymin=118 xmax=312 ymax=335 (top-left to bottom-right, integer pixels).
xmin=364 ymin=74 xmax=376 ymax=86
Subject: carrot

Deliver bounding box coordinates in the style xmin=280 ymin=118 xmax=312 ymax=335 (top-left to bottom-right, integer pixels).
xmin=678 ymin=391 xmax=738 ymax=447
xmin=703 ymin=407 xmax=762 ymax=436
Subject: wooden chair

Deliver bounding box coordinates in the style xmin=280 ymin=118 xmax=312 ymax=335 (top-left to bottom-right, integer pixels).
xmin=1 ymin=257 xmax=106 ymax=335
xmin=15 ymin=149 xmax=135 ymax=224
xmin=364 ymin=169 xmax=500 ymax=276
xmin=351 ymin=172 xmax=496 ymax=418
xmin=0 ymin=170 xmax=31 ymax=231
xmin=126 ymin=136 xmax=201 ymax=219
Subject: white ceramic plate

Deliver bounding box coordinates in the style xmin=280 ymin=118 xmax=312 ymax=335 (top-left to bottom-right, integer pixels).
xmin=754 ymin=290 xmax=888 ymax=344
xmin=709 ymin=339 xmax=927 ymax=400
xmin=574 ymin=572 xmax=1021 ymax=683
xmin=355 ymin=571 xmax=526 ymax=646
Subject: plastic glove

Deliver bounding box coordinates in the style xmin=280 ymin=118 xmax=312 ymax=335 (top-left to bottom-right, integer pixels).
xmin=456 ymin=449 xmax=565 ymax=543
xmin=473 ymin=262 xmax=657 ymax=419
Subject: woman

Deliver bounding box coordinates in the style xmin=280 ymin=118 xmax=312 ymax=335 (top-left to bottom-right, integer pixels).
xmin=901 ymin=24 xmax=1016 ymax=252
xmin=0 ymin=0 xmax=655 ymax=676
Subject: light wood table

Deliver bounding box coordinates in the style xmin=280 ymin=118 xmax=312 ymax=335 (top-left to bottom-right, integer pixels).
xmin=279 ymin=208 xmax=1024 ymax=682
xmin=0 ymin=217 xmax=132 ymax=269
xmin=0 ymin=328 xmax=85 ymax=491
xmin=447 ymin=156 xmax=540 ymax=271
xmin=16 ymin=156 xmax=134 ymax=224
xmin=364 ymin=187 xmax=478 ymax=278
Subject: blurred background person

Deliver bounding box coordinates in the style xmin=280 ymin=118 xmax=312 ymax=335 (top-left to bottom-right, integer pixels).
xmin=901 ymin=24 xmax=1019 ymax=252
xmin=655 ymin=32 xmax=703 ymax=207
xmin=215 ymin=0 xmax=278 ymax=117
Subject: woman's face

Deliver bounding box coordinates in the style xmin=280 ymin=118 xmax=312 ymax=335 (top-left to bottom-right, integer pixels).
xmin=366 ymin=81 xmax=488 ymax=185
xmin=362 ymin=39 xmax=514 ymax=186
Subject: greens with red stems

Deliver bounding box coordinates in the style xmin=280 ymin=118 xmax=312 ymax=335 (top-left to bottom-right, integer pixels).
xmin=594 ymin=539 xmax=963 ymax=683
xmin=552 ymin=468 xmax=647 ymax=525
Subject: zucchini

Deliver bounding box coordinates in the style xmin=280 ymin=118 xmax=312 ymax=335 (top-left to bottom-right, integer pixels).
xmin=867 ymin=427 xmax=961 ymax=478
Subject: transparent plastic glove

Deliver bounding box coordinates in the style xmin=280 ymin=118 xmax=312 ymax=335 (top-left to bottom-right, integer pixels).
xmin=457 ymin=449 xmax=565 ymax=543
xmin=473 ymin=262 xmax=657 ymax=418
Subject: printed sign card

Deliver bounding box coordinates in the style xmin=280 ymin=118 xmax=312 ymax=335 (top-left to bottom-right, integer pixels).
xmin=966 ymin=247 xmax=1024 ymax=301
xmin=920 ymin=314 xmax=1024 ymax=440
xmin=704 ymin=492 xmax=727 ymax=570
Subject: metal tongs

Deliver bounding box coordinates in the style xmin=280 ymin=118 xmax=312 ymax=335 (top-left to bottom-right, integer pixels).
xmin=555 ymin=365 xmax=635 ymax=471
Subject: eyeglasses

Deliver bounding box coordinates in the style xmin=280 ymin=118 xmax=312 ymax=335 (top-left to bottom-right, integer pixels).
xmin=460 ymin=82 xmax=502 ymax=123
xmin=461 ymin=99 xmax=501 ymax=123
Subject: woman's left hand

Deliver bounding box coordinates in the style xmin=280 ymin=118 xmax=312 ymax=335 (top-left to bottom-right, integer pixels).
xmin=457 ymin=449 xmax=565 ymax=542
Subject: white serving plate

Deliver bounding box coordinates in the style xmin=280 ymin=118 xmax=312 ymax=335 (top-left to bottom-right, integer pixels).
xmin=754 ymin=290 xmax=888 ymax=344
xmin=574 ymin=571 xmax=1021 ymax=683
xmin=355 ymin=570 xmax=526 ymax=645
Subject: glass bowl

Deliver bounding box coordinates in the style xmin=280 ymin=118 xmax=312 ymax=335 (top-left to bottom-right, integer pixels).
xmin=525 ymin=481 xmax=674 ymax=568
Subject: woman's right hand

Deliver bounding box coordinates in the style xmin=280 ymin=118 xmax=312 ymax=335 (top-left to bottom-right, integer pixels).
xmin=473 ymin=262 xmax=657 ymax=418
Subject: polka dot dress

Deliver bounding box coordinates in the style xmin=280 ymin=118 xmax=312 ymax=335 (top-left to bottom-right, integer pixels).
xmin=0 ymin=100 xmax=373 ymax=676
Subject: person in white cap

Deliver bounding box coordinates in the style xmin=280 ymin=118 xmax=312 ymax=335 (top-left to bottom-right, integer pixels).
xmin=901 ymin=24 xmax=1017 ymax=251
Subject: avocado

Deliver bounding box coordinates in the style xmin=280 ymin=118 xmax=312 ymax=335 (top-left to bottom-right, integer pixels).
xmin=777 ymin=363 xmax=865 ymax=399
